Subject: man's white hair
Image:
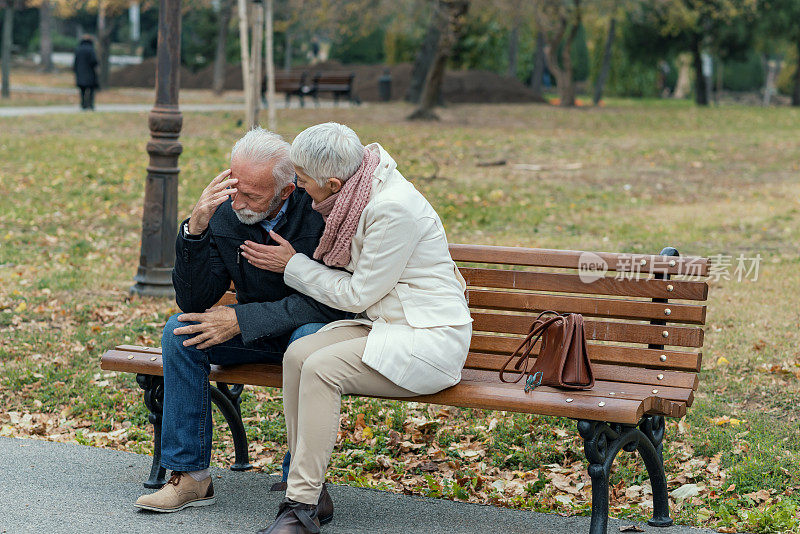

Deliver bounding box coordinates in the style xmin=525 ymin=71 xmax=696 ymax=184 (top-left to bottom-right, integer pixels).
xmin=290 ymin=122 xmax=364 ymax=187
xmin=230 ymin=126 xmax=294 ymax=192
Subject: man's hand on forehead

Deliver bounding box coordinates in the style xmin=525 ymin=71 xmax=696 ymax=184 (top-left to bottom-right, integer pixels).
xmin=187 ymin=169 xmax=237 ymax=235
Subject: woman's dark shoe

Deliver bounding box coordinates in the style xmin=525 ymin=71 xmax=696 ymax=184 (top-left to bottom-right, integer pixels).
xmin=270 ymin=481 xmax=288 ymax=492
xmin=256 ymin=498 xmax=321 ymax=534
xmin=268 ymin=483 xmax=333 ymax=526
xmin=317 ymin=484 xmax=333 ymax=525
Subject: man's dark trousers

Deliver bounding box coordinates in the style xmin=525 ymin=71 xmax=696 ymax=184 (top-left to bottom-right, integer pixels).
xmin=160 ymin=317 xmax=325 ymax=471
xmin=79 ymin=86 xmax=95 ymax=109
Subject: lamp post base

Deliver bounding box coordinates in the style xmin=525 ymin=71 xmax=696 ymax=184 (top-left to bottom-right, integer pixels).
xmin=129 ymin=282 xmax=175 ymax=298
xmin=130 ymin=267 xmax=175 ymax=298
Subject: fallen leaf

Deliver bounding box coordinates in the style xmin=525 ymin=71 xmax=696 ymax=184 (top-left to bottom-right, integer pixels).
xmin=670 ymin=483 xmax=700 ymax=500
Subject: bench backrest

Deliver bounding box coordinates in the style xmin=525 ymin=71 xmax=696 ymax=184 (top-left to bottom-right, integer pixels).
xmin=273 ymin=73 xmax=306 ymax=91
xmin=312 ymin=73 xmax=354 ymax=88
xmin=451 ymin=244 xmax=708 ymax=407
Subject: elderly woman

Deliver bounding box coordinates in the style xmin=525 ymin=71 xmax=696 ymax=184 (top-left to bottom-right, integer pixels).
xmin=240 ymin=122 xmax=472 ymax=534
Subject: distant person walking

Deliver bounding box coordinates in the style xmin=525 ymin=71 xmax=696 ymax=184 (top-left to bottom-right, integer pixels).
xmin=73 ymin=36 xmax=98 ymax=110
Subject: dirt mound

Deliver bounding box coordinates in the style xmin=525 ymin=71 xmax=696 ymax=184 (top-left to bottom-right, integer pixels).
xmin=109 ymin=57 xmax=195 ymax=89
xmin=110 ymin=59 xmax=544 ymax=104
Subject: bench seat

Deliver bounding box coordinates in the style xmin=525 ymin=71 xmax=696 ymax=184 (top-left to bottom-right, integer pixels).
xmin=103 ymin=347 xmax=687 ymax=424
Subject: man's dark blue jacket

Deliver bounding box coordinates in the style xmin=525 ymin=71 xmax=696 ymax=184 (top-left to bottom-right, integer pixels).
xmin=172 ymin=188 xmax=348 ymax=346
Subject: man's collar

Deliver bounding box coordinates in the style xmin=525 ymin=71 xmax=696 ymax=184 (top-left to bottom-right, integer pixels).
xmin=272 ymin=197 xmax=289 ymax=221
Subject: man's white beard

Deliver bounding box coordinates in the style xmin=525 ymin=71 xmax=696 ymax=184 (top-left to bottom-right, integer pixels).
xmin=233 ymin=193 xmax=283 ymax=225
xmin=234 ymin=208 xmax=269 ymax=225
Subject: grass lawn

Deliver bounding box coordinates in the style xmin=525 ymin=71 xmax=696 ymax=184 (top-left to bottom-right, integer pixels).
xmin=1 ymin=99 xmax=799 ymax=533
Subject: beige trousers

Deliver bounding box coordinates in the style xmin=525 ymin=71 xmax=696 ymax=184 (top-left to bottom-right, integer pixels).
xmin=282 ymin=325 xmax=416 ymax=504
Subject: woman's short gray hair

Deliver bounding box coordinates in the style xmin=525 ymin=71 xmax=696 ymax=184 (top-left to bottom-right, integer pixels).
xmin=290 ymin=122 xmax=364 ymax=186
xmin=230 ymin=127 xmax=295 ymax=192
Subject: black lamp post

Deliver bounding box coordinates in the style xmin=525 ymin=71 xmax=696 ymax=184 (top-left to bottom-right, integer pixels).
xmin=131 ymin=0 xmax=182 ymax=297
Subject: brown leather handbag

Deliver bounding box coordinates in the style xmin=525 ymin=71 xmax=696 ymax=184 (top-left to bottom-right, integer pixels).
xmin=500 ymin=311 xmax=594 ymax=392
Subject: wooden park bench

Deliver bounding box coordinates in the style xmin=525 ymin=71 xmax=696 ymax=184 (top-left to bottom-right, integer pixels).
xmin=262 ymin=72 xmax=313 ymax=107
xmin=310 ymin=72 xmax=357 ymax=106
xmin=101 ymin=244 xmax=709 ymax=534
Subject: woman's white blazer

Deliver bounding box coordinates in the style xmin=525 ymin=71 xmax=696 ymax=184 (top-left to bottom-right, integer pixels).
xmin=283 ymin=143 xmax=473 ymax=394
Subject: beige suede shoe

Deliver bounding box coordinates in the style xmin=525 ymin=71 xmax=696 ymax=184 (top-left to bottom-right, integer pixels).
xmin=135 ymin=471 xmax=215 ymax=512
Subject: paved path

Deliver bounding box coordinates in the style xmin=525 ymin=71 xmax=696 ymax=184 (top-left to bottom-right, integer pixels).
xmin=0 ymin=100 xmax=353 ymax=117
xmin=10 ymin=84 xmax=76 ymax=95
xmin=0 ymin=437 xmax=721 ymax=534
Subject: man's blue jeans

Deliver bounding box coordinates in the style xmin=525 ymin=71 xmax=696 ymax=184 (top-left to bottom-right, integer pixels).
xmin=160 ymin=313 xmax=325 ymax=473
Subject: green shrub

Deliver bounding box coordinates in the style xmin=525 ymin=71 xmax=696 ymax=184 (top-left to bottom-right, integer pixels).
xmin=723 ymin=50 xmax=765 ymax=92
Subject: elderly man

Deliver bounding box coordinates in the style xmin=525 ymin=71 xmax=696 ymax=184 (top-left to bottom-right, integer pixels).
xmin=135 ymin=128 xmax=347 ymax=518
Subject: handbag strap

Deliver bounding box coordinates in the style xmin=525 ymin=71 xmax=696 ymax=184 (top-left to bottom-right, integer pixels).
xmin=499 ymin=313 xmax=566 ymax=384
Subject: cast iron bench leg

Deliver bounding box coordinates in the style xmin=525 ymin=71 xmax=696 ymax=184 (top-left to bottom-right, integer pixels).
xmin=578 ymin=415 xmax=672 ymax=534
xmin=210 ymin=382 xmax=252 ymax=471
xmin=135 ymin=376 xmax=252 ymax=488
xmin=136 ymin=374 xmax=168 ymax=488
xmin=638 ymin=416 xmax=673 ymax=527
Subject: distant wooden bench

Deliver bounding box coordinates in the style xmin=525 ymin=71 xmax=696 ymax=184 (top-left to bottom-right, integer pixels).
xmin=262 ymin=72 xmax=313 ymax=107
xmin=101 ymin=244 xmax=709 ymax=534
xmin=311 ymin=72 xmax=357 ymax=106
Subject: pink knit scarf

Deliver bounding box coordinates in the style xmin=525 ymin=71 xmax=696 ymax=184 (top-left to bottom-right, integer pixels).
xmin=312 ymin=145 xmax=380 ymax=267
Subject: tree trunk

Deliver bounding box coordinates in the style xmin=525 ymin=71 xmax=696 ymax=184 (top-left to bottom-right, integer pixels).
xmin=250 ymin=1 xmax=263 ymax=126
xmin=237 ymin=0 xmax=253 ymax=127
xmin=557 ymin=21 xmax=578 ymax=107
xmin=1 ymin=6 xmax=12 ymax=99
xmin=507 ymin=21 xmax=519 ymax=78
xmin=673 ymin=53 xmax=691 ymax=99
xmin=408 ymin=0 xmax=469 ymax=120
xmin=543 ymin=22 xmax=578 ymax=107
xmin=537 ymin=0 xmax=581 ymax=107
xmin=264 ymin=0 xmax=276 ymax=130
xmin=212 ymin=0 xmax=233 ymax=95
xmin=405 ymin=0 xmax=442 ymax=104
xmin=97 ymin=2 xmax=115 ymax=90
xmin=284 ymin=30 xmax=292 ymax=72
xmin=763 ymin=57 xmax=779 ymax=106
xmin=529 ymin=31 xmax=545 ymax=97
xmin=691 ymin=37 xmax=708 ymax=106
xmin=793 ymin=39 xmax=800 ymax=107
xmin=129 ymin=1 xmax=140 ymax=54
xmin=39 ymin=0 xmax=53 ymax=72
xmin=593 ymin=17 xmax=615 ymax=106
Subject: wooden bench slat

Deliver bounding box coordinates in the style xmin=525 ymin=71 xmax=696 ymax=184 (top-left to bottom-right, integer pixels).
xmin=102 ymin=349 xmax=285 ymax=386
xmin=460 ymin=368 xmax=693 ymax=410
xmin=467 ymin=289 xmax=706 ymax=325
xmin=461 ymin=268 xmax=708 ymax=301
xmin=217 ymin=293 xmax=237 ymax=306
xmin=469 ymin=335 xmax=702 ymax=372
xmin=464 ymin=352 xmax=698 ymax=390
xmin=115 ymin=345 xmax=162 ymax=354
xmin=471 ymin=312 xmax=704 ymax=348
xmin=450 ymin=244 xmax=709 ymax=277
xmin=398 ymin=383 xmax=650 ymax=424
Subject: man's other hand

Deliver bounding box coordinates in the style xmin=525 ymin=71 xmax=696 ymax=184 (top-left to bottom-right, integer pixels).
xmin=174 ymin=306 xmax=241 ymax=350
xmin=187 ymin=169 xmax=238 ymax=235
